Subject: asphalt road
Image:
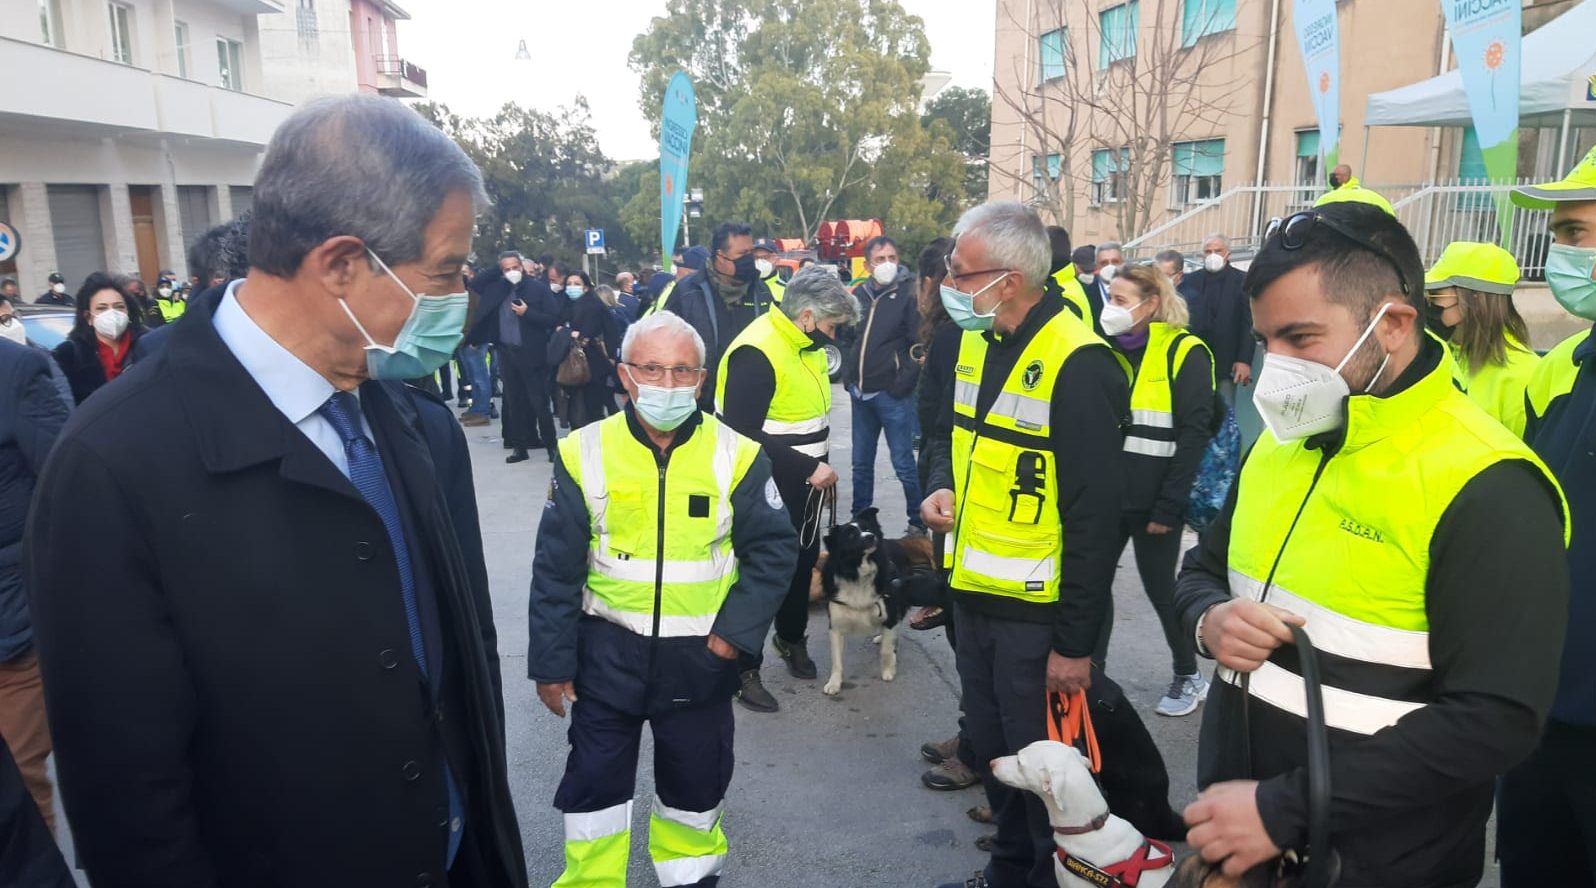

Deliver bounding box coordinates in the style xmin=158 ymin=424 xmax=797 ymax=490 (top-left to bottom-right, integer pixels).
xmin=51 ymin=384 xmax=1503 ymax=887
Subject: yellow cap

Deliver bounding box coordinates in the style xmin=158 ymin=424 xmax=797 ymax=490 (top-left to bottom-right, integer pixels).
xmin=1424 ymin=242 xmax=1520 ymax=295
xmin=1314 ymin=184 xmax=1396 ymax=217
xmin=1512 ymin=146 xmax=1596 ymax=210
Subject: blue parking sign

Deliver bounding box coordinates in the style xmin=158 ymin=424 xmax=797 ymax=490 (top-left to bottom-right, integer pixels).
xmin=585 ymin=229 xmax=606 ymax=255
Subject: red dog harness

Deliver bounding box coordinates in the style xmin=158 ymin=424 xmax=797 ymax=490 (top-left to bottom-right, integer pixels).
xmin=1053 ymin=822 xmax=1173 ymax=888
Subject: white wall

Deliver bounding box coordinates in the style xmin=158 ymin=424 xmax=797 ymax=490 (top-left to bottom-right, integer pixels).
xmin=256 ymin=0 xmax=359 ymax=105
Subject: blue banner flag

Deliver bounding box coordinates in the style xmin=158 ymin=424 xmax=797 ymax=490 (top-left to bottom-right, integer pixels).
xmin=659 ymin=72 xmax=698 ymax=267
xmin=1292 ymin=0 xmax=1342 ymax=174
xmin=1441 ymin=0 xmax=1521 ymax=242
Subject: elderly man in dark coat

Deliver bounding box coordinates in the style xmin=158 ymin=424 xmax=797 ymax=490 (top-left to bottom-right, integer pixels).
xmin=25 ymin=95 xmax=528 ymax=888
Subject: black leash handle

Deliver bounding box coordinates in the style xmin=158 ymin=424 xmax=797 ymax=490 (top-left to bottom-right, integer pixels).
xmin=1291 ymin=624 xmax=1333 ymax=888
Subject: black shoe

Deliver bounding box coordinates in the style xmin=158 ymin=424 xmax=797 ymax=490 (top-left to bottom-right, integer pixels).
xmin=773 ymin=636 xmax=817 ymax=680
xmin=936 ymin=873 xmax=990 ymax=888
xmin=506 ymin=449 xmax=529 ymax=464
xmin=489 ymin=404 xmax=500 ymax=419
xmin=547 ymin=449 xmax=557 ymax=463
xmin=736 ymin=670 xmax=779 ymax=712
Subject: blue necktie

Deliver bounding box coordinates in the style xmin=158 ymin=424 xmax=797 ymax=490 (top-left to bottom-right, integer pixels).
xmin=319 ymin=391 xmax=463 ymax=865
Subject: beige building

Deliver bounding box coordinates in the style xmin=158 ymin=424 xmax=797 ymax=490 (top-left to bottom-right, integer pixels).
xmin=989 ymin=0 xmax=1594 ymax=257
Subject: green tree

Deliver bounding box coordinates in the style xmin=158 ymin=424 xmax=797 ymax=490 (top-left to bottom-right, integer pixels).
xmin=923 ymin=86 xmax=991 ymax=199
xmin=412 ymin=100 xmax=646 ymax=270
xmin=628 ymin=0 xmax=972 ymax=254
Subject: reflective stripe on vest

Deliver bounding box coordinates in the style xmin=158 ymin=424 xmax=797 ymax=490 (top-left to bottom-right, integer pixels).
xmin=1225 ymin=350 xmax=1567 ymax=735
xmin=558 ymin=412 xmax=760 ymax=639
xmin=947 ymin=309 xmax=1122 ymax=602
xmin=714 ymin=307 xmax=832 ymax=458
xmin=1124 ymin=324 xmax=1211 ymax=460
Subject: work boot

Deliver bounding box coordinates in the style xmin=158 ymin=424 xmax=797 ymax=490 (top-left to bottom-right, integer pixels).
xmin=772 ymin=636 xmax=817 ymax=680
xmin=935 ymin=872 xmax=990 ymax=888
xmin=921 ymin=735 xmax=960 ymax=764
xmin=921 ymin=758 xmax=980 ymax=791
xmin=736 ymin=670 xmax=779 ymax=713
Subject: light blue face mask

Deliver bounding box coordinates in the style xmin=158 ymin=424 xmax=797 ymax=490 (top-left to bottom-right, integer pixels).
xmin=340 ymin=249 xmax=470 ymax=380
xmin=624 ymin=365 xmax=699 ymax=431
xmin=565 ymin=286 xmax=585 ymax=300
xmin=1546 ymin=242 xmax=1596 ymax=321
xmin=939 ymin=272 xmax=1011 ymax=332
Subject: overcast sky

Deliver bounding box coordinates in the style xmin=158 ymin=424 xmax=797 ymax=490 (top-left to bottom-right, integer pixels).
xmin=397 ymin=0 xmax=997 ymax=161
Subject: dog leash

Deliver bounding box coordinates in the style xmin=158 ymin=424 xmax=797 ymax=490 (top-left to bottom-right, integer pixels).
xmin=1044 ymin=689 xmax=1101 ymax=775
xmin=798 ymin=484 xmax=836 ymax=550
xmin=1293 ymin=625 xmax=1333 ymax=888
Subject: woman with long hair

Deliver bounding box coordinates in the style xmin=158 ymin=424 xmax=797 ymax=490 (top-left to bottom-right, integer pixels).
xmin=1424 ymin=241 xmax=1539 ymax=436
xmin=558 ymin=271 xmax=614 ymax=428
xmin=52 ymin=272 xmax=143 ymax=405
xmin=1097 ymin=263 xmax=1215 ymax=717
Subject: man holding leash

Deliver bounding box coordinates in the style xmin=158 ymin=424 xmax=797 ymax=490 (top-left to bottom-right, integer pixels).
xmin=528 ymin=311 xmax=796 ymax=887
xmin=1174 ymin=202 xmax=1569 ymax=885
xmin=923 ymin=202 xmax=1132 ymax=888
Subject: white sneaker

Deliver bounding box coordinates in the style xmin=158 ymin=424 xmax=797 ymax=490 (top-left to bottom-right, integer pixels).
xmin=1155 ymin=672 xmax=1208 ymax=717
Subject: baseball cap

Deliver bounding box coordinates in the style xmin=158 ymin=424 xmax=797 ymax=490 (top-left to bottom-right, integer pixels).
xmin=1314 ymin=185 xmax=1396 ymax=217
xmin=1424 ymin=242 xmax=1519 ymax=295
xmin=753 ymin=239 xmax=780 ymax=254
xmin=681 ymin=246 xmax=711 ymax=271
xmin=1511 ymin=146 xmax=1596 ymax=210
xmin=47 ymin=272 xmax=64 ymax=284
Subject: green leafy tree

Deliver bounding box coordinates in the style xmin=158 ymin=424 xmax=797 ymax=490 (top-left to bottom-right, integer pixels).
xmin=412 ymin=100 xmax=646 ymax=270
xmin=628 ymin=0 xmax=972 ymax=255
xmin=923 ymin=86 xmax=991 ymax=199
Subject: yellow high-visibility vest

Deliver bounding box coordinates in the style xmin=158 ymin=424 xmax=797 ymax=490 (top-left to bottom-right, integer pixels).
xmin=558 ymin=411 xmax=760 ymax=638
xmin=1124 ymin=323 xmax=1212 ymax=458
xmin=1049 ymin=264 xmax=1093 ymax=323
xmin=1225 ymin=350 xmax=1566 ymax=736
xmin=945 ymin=309 xmax=1122 ymax=602
xmin=1450 ymin=336 xmax=1539 ymax=438
xmin=715 ymin=307 xmax=831 ymax=459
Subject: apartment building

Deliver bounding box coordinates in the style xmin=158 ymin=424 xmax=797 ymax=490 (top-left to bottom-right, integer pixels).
xmin=989 ymin=0 xmax=1595 ymax=249
xmin=0 ymin=0 xmax=428 ymax=294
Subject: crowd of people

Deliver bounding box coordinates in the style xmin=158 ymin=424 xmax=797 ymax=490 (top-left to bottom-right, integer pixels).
xmin=0 ymin=92 xmax=1594 ymax=888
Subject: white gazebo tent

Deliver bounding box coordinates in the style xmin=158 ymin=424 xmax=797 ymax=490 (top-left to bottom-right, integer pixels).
xmin=1363 ymin=0 xmax=1596 ymax=175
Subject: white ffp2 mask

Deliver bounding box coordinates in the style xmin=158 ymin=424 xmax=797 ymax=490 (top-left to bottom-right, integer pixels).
xmin=1253 ymin=303 xmax=1392 ymax=442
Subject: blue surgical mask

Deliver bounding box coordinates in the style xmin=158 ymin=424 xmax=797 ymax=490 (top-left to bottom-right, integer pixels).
xmin=565 ymin=286 xmax=585 ymax=300
xmin=1546 ymin=243 xmax=1596 ymax=321
xmin=340 ymin=249 xmax=470 ymax=380
xmin=625 ymin=365 xmax=699 ymax=431
xmin=939 ymin=272 xmax=1010 ymax=332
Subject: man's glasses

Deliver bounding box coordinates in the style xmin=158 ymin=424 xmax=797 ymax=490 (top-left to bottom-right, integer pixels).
xmin=943 ymin=253 xmax=1009 ymax=284
xmin=623 ymin=362 xmax=705 ymax=385
xmin=1265 ymin=211 xmax=1412 ymax=295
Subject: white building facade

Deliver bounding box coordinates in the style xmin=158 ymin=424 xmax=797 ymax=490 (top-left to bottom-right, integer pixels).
xmin=0 ymin=0 xmax=425 ymax=295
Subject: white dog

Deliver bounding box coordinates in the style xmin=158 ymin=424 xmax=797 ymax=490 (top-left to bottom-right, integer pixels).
xmin=991 ymin=740 xmax=1177 ymax=888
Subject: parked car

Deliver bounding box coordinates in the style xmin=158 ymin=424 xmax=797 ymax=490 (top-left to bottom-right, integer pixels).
xmin=15 ymin=303 xmax=74 ymax=350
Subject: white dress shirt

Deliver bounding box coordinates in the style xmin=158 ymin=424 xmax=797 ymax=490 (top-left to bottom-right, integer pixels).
xmin=212 ymin=280 xmax=370 ymax=479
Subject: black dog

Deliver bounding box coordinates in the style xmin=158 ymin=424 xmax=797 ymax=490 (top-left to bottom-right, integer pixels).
xmin=819 ymin=508 xmax=914 ymax=695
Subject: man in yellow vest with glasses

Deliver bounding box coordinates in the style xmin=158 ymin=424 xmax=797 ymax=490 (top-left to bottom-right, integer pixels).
xmin=528 ymin=311 xmax=797 ymax=887
xmin=1500 ymin=144 xmax=1596 ymax=887
xmin=1174 ymin=202 xmax=1569 ymax=886
xmin=922 ymin=202 xmax=1135 ymax=888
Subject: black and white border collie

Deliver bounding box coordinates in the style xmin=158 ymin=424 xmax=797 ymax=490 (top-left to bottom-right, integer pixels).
xmin=819 ymin=508 xmax=912 ymax=696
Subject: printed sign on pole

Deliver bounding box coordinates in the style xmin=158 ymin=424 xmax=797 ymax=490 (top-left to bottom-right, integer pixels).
xmin=659 ymin=72 xmax=698 ymax=270
xmin=1292 ymin=0 xmax=1342 ymax=178
xmin=1441 ymin=0 xmax=1522 ymax=243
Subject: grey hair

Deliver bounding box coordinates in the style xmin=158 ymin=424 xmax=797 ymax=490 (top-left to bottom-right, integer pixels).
xmin=952 ymin=202 xmax=1051 ymax=289
xmin=621 ymin=310 xmax=706 ymax=367
xmin=1202 ymin=232 xmax=1230 ymax=250
xmin=1097 ymin=241 xmax=1124 ymax=255
xmin=249 ymin=95 xmax=489 ymax=276
xmin=781 ymin=265 xmax=861 ymax=326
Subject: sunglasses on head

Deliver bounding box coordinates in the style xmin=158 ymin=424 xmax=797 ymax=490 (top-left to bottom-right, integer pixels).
xmin=1264 ymin=211 xmax=1412 ymax=296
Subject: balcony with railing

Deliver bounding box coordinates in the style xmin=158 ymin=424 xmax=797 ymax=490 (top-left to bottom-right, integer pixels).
xmin=374 ymin=56 xmax=427 ymax=98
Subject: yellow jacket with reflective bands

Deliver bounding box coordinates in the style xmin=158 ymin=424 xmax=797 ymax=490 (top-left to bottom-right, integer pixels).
xmin=558 ymin=411 xmax=761 ymax=638
xmin=1225 ymin=348 xmax=1567 ymax=736
xmin=945 ymin=309 xmax=1124 ymax=603
xmin=1125 ymin=323 xmax=1212 ymax=459
xmin=714 ymin=307 xmax=831 ymax=459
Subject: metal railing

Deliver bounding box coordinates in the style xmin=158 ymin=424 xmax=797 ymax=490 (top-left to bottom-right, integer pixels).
xmin=1123 ymin=179 xmax=1552 ymax=279
xmin=374 ymin=56 xmax=428 ymax=90
xmin=1391 ymin=179 xmax=1553 ymax=280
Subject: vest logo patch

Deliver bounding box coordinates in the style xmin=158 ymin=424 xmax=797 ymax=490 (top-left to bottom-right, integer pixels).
xmin=1339 ymin=517 xmax=1385 ymax=544
xmin=1021 ymin=359 xmax=1045 ymax=390
xmin=1025 ymin=580 xmax=1045 ymax=592
xmin=956 ymin=362 xmax=975 ymax=376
